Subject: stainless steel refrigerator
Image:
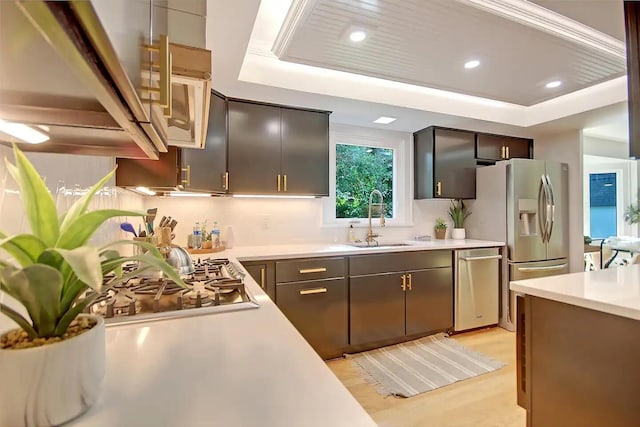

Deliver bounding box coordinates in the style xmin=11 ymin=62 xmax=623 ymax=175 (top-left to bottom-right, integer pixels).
xmin=468 ymin=159 xmax=569 ymax=331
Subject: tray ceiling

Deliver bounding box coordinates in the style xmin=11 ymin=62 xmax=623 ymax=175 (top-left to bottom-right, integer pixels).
xmin=274 ymin=0 xmax=626 ymax=106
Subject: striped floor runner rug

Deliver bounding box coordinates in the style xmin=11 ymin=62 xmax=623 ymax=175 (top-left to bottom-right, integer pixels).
xmin=346 ymin=333 xmax=505 ymax=398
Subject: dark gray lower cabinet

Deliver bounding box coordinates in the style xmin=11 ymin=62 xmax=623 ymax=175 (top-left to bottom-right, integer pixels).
xmin=349 ymin=251 xmax=453 ymax=348
xmin=350 ymin=273 xmax=406 ymax=346
xmin=405 ymin=268 xmax=453 ymax=336
xmin=240 ymin=260 xmax=275 ymax=301
xmin=276 ymin=278 xmax=348 ymax=359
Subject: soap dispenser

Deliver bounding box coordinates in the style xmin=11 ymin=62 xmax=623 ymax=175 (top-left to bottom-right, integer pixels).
xmin=348 ymin=224 xmax=356 ymax=243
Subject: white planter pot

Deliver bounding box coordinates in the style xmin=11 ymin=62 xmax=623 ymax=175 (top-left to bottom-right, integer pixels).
xmin=0 ymin=314 xmax=105 ymax=427
xmin=451 ymin=228 xmax=466 ymax=240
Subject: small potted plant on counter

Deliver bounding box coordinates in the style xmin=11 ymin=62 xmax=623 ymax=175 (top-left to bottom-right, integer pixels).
xmin=434 ymin=218 xmax=448 ymax=239
xmin=0 ymin=145 xmax=187 ymax=427
xmin=448 ymin=199 xmax=471 ymax=240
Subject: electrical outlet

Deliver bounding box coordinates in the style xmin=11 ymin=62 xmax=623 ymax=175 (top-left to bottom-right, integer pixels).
xmin=261 ymin=214 xmax=271 ymax=230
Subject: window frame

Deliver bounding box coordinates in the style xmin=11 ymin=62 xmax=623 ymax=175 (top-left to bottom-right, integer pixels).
xmin=323 ymin=125 xmax=412 ymax=227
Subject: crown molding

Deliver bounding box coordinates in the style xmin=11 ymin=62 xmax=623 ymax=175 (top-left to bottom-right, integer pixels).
xmin=456 ymin=0 xmax=625 ymax=59
xmin=272 ymin=0 xmax=317 ymax=58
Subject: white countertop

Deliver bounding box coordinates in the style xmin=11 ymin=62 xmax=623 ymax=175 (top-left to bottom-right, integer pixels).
xmin=222 ymin=239 xmax=505 ymax=261
xmin=68 ymin=267 xmax=376 ymax=427
xmin=510 ymin=265 xmax=640 ymax=321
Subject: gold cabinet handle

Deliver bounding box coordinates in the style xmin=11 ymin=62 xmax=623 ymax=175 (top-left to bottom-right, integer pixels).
xmin=501 ymin=146 xmax=506 ymax=159
xmin=277 ymin=174 xmax=281 ymax=192
xmin=436 ymin=181 xmax=442 ymax=196
xmin=283 ymin=174 xmax=287 ymax=192
xmin=222 ymin=172 xmax=229 ymax=191
xmin=181 ymin=165 xmax=191 ymax=187
xmin=260 ymin=267 xmax=265 ymax=289
xmin=506 ymin=146 xmax=510 ymax=158
xmin=408 ymin=273 xmax=412 ymax=291
xmin=299 ymin=288 xmax=327 ymax=295
xmin=142 ymin=34 xmax=172 ymax=117
xmin=401 ymin=274 xmax=406 ymax=291
xmin=299 ymin=267 xmax=327 ymax=274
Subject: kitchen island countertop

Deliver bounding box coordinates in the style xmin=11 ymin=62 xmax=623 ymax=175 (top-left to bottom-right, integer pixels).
xmin=68 ymin=263 xmax=376 ymax=427
xmin=510 ymin=264 xmax=640 ymax=320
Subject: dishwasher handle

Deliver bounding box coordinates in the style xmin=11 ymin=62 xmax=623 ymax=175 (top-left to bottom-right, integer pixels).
xmin=459 ymin=254 xmax=503 ymax=261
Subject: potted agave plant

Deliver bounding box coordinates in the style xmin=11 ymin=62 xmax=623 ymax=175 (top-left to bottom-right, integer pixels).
xmin=0 ymin=146 xmax=186 ymax=427
xmin=448 ymin=199 xmax=471 ymax=240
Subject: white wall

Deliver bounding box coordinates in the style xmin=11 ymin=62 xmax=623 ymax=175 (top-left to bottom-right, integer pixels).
xmin=583 ymin=135 xmax=628 ymax=159
xmin=534 ymin=130 xmax=584 ymax=273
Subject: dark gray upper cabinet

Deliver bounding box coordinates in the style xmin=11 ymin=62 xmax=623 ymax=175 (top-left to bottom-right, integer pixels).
xmin=414 ymin=126 xmax=476 ymax=199
xmin=228 ymin=101 xmax=282 ymax=194
xmin=182 ymin=90 xmax=228 ymax=192
xmin=116 ymin=90 xmax=227 ymax=192
xmin=281 ymin=109 xmax=329 ymax=196
xmin=228 ymin=99 xmax=330 ymax=196
xmin=476 ymin=133 xmax=532 ymax=161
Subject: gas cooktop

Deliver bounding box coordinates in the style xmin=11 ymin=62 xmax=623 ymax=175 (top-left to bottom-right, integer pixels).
xmin=86 ymin=258 xmax=259 ymax=326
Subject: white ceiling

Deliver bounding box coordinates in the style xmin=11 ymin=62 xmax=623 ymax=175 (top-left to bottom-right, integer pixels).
xmin=206 ymin=0 xmax=629 ymax=140
xmin=276 ymin=0 xmax=625 ymax=105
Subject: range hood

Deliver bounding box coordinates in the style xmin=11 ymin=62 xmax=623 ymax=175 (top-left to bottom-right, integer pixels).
xmin=0 ymin=1 xmax=212 ymax=158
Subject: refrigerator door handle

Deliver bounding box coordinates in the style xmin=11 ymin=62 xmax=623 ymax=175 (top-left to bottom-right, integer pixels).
xmin=546 ymin=174 xmax=556 ymax=241
xmin=542 ymin=175 xmax=553 ymax=243
xmin=517 ymin=263 xmax=568 ymax=272
xmin=538 ymin=175 xmax=548 ymax=243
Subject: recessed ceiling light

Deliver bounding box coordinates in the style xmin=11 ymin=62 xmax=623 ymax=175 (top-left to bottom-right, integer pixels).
xmin=0 ymin=119 xmax=49 ymax=144
xmin=349 ymin=30 xmax=367 ymax=42
xmin=545 ymin=80 xmax=562 ymax=89
xmin=373 ymin=116 xmax=397 ymax=124
xmin=464 ymin=60 xmax=480 ymax=69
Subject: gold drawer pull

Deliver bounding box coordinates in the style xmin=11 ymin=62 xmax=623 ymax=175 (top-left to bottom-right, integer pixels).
xmin=181 ymin=165 xmax=191 ymax=187
xmin=223 ymin=172 xmax=229 ymax=191
xmin=436 ymin=181 xmax=442 ymax=196
xmin=300 ymin=288 xmax=327 ymax=295
xmin=299 ymin=267 xmax=327 ymax=274
xmin=260 ymin=267 xmax=265 ymax=289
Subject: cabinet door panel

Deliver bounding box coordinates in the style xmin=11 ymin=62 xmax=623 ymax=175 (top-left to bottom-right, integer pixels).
xmin=476 ymin=133 xmax=505 ymax=161
xmin=506 ymin=138 xmax=532 ymax=159
xmin=182 ymin=91 xmax=227 ymax=192
xmin=405 ymin=267 xmax=453 ymax=336
xmin=350 ymin=273 xmax=405 ymax=345
xmin=228 ymin=101 xmax=282 ymax=194
xmin=281 ymin=109 xmax=329 ymax=195
xmin=433 ymin=129 xmax=476 ymax=199
xmin=277 ymin=278 xmax=348 ymax=359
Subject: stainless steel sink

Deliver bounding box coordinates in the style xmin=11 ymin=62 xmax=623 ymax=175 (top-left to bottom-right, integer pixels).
xmin=348 ymin=242 xmax=412 ymax=248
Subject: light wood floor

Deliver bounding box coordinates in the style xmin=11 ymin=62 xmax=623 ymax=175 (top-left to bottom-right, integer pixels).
xmin=327 ymin=327 xmax=525 ymax=427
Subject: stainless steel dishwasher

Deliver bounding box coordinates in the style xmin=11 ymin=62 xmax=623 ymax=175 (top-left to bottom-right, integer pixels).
xmin=454 ymin=248 xmax=502 ymax=332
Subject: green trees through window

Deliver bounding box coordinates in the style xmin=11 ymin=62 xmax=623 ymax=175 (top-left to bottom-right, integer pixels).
xmin=336 ymin=143 xmax=393 ymax=219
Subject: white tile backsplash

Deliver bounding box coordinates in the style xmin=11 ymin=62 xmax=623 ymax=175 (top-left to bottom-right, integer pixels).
xmin=143 ymin=195 xmax=452 ymax=247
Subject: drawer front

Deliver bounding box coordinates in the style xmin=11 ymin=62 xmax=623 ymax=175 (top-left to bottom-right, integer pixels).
xmin=349 ymin=250 xmax=452 ymax=276
xmin=276 ymin=257 xmax=346 ymax=283
xmin=276 ymin=278 xmax=348 ymax=359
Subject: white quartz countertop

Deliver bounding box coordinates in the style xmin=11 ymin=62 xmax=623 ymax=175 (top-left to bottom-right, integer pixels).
xmin=68 ymin=266 xmax=376 ymax=427
xmin=510 ymin=265 xmax=640 ymax=321
xmin=221 ymin=239 xmax=505 ymax=261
